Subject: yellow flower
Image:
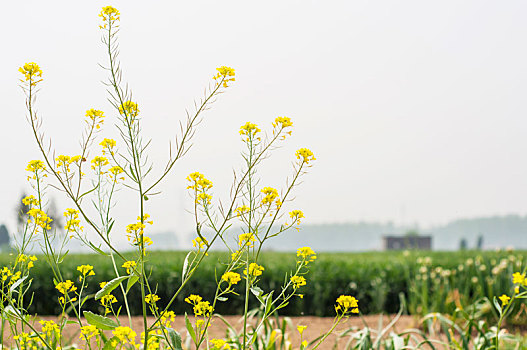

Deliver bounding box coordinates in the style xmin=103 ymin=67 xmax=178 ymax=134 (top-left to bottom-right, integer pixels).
xmin=213 ymin=66 xmax=235 ymax=88
xmin=27 ymin=208 xmax=53 ymax=230
xmin=261 ymin=187 xmax=279 ymax=205
xmin=192 ymin=236 xmax=208 ymax=249
xmin=85 ymin=109 xmax=105 ymax=129
xmin=112 ymin=326 xmax=137 ymax=347
xmin=235 ymin=205 xmax=250 ymax=216
xmin=243 ymin=263 xmax=264 ymax=277
xmin=145 ymin=294 xmax=160 ymax=304
xmin=291 ymin=275 xmax=307 ymax=289
xmin=238 ymin=232 xmax=256 ymax=248
xmin=64 ymin=208 xmax=82 ymax=232
xmin=289 ymin=210 xmax=305 ymax=224
xmin=26 ymin=160 xmax=46 ymax=173
xmin=274 ymin=116 xmax=293 ymax=128
xmin=101 ymin=294 xmax=118 ymax=315
xmin=335 ymin=295 xmax=359 ymax=314
xmin=22 ymin=195 xmax=39 ymax=207
xmin=122 ymin=260 xmax=137 ymax=274
xmin=19 ymin=62 xmax=43 ymax=83
xmin=80 ymin=325 xmax=99 ymax=340
xmin=118 ymin=101 xmax=139 ymax=118
xmin=100 ymin=138 xmax=117 ymax=152
xmin=197 ymin=192 xmax=212 ymax=204
xmin=239 ymin=122 xmax=261 ymax=136
xmin=295 ymin=148 xmax=316 ymax=164
xmin=91 ymin=156 xmax=109 ymax=170
xmin=222 ymin=271 xmax=241 ymax=285
xmin=499 ymin=294 xmax=511 ymax=306
xmin=512 ymin=272 xmax=525 ymax=284
xmin=297 ymin=325 xmax=307 ymax=335
xmin=211 ymin=338 xmax=231 ymax=349
xmin=56 ymin=280 xmax=77 ymax=295
xmin=185 ymin=294 xmax=203 ymax=304
xmin=185 ymin=294 xmax=213 ymax=317
xmin=77 ymin=264 xmax=95 ymax=278
xmin=99 ymin=6 xmax=120 ymax=23
xmin=297 ymin=246 xmax=317 ymax=263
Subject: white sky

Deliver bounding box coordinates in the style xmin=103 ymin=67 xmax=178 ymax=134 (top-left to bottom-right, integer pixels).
xmin=2 ymin=0 xmax=527 ymax=240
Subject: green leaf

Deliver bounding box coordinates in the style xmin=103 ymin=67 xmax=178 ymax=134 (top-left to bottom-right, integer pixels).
xmin=83 ymin=311 xmax=118 ymax=330
xmin=264 ymin=291 xmax=274 ymax=315
xmin=126 ymin=275 xmax=139 ymax=294
xmin=250 ymin=286 xmax=263 ymax=297
xmin=57 ymin=250 xmax=69 ymax=263
xmin=88 ymin=242 xmax=109 ymax=256
xmin=182 ymin=251 xmax=192 ymax=280
xmin=95 ymin=276 xmax=129 ymax=300
xmin=217 ymin=296 xmax=228 ymax=302
xmin=185 ymin=312 xmax=196 ymax=344
xmin=9 ymin=276 xmax=28 ymax=294
xmin=164 ymin=326 xmax=183 ymax=350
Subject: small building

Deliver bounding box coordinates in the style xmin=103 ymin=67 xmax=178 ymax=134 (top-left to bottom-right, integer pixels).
xmin=383 ymin=235 xmax=432 ymax=250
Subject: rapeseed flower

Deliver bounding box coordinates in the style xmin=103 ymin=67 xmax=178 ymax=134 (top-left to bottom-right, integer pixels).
xmin=239 ymin=122 xmax=261 ymax=136
xmin=290 ymin=210 xmax=305 ymax=224
xmin=296 ymin=148 xmax=316 ymax=164
xmin=261 ymin=187 xmax=279 ymax=205
xmin=238 ymin=232 xmax=256 ymax=248
xmin=499 ymin=294 xmax=511 ymax=306
xmin=274 ymin=116 xmax=293 ymax=128
xmin=244 ymin=263 xmax=264 ymax=277
xmin=297 ymin=246 xmax=317 ymax=263
xmin=213 ymin=66 xmax=235 ymax=87
xmin=77 ymin=264 xmax=95 ymax=278
xmin=291 ymin=275 xmax=307 ymax=289
xmin=122 ymin=260 xmax=137 ymax=274
xmin=27 ymin=208 xmax=53 ymax=230
xmin=335 ymin=295 xmax=359 ymax=314
xmin=19 ymin=62 xmax=43 ymax=85
xmin=222 ymin=271 xmax=241 ymax=285
xmin=210 ymin=338 xmax=231 ymax=349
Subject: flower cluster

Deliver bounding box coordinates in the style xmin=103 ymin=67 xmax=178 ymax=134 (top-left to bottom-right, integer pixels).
xmin=112 ymin=326 xmax=137 ymax=348
xmin=99 ymin=6 xmax=120 ymax=25
xmin=289 ymin=210 xmax=305 ymax=225
xmin=91 ymin=156 xmax=109 ymax=171
xmin=244 ymin=263 xmax=265 ymax=277
xmin=56 ymin=155 xmax=81 ymax=173
xmin=27 ymin=208 xmax=53 ymax=230
xmin=210 ymin=338 xmax=231 ymax=349
xmin=335 ymin=295 xmax=359 ymax=315
xmin=261 ymin=187 xmax=279 ymax=206
xmin=187 ymin=172 xmax=213 ymax=205
xmin=19 ymin=62 xmax=43 ymax=85
xmin=122 ymin=260 xmax=137 ymax=274
xmin=297 ymin=246 xmax=317 ymax=263
xmin=185 ymin=294 xmax=214 ymax=317
xmin=80 ymin=325 xmax=99 ymax=341
xmin=118 ymin=101 xmax=139 ymax=119
xmin=56 ymin=280 xmax=77 ymax=305
xmin=145 ymin=293 xmax=160 ymax=305
xmin=86 ymin=109 xmax=105 ymax=129
xmin=101 ymin=294 xmax=118 ymax=315
xmin=100 ymin=138 xmax=117 ymax=154
xmin=238 ymin=232 xmax=256 ymax=248
xmin=291 ymin=275 xmax=307 ymax=289
xmin=77 ymin=264 xmax=95 ymax=279
xmin=274 ymin=116 xmax=293 ymax=129
xmin=16 ymin=254 xmax=37 ymax=270
xmin=295 ymin=148 xmax=316 ymax=164
xmin=64 ymin=208 xmax=82 ymax=232
xmin=26 ymin=160 xmax=46 ymax=173
xmin=213 ymin=66 xmax=235 ymax=88
xmin=22 ymin=195 xmax=39 ymax=207
xmin=192 ymin=236 xmax=209 ymax=250
xmin=239 ymin=122 xmax=261 ymax=137
xmin=222 ymin=271 xmax=242 ymax=285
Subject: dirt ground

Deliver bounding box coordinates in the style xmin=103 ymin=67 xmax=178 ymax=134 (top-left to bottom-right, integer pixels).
xmin=2 ymin=314 xmax=430 ymax=349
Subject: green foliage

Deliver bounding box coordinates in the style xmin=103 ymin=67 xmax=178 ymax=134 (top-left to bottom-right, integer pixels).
xmin=1 ymin=250 xmax=523 ymax=317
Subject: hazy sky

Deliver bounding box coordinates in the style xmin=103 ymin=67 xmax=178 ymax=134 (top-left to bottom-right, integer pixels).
xmin=2 ymin=1 xmax=527 ymax=241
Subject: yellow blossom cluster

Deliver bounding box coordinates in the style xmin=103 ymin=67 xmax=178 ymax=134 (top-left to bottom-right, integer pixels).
xmin=221 ymin=271 xmax=241 ymax=285
xmin=239 ymin=122 xmax=261 ymax=137
xmin=235 ymin=205 xmax=250 ymax=216
xmin=210 ymin=338 xmax=231 ymax=349
xmin=26 ymin=160 xmax=46 ymax=173
xmin=261 ymin=187 xmax=280 ymax=206
xmin=56 ymin=280 xmax=77 ymax=305
xmin=273 ymin=116 xmax=293 ymax=129
xmin=297 ymin=246 xmax=317 ymax=263
xmin=289 ymin=210 xmax=305 ymax=225
xmin=185 ymin=294 xmax=214 ymax=317
xmin=101 ymin=294 xmax=118 ymax=315
xmin=80 ymin=325 xmax=99 ymax=341
xmin=112 ymin=326 xmax=137 ymax=348
xmin=335 ymin=295 xmax=359 ymax=314
xmin=160 ymin=310 xmax=176 ymax=328
xmin=108 ymin=165 xmax=125 ymax=181
xmin=91 ymin=156 xmax=109 ymax=170
xmin=56 ymin=155 xmax=77 ymax=173
xmin=64 ymin=208 xmax=82 ymax=232
xmin=22 ymin=195 xmax=39 ymax=207
xmin=192 ymin=236 xmax=209 ymax=250
xmin=238 ymin=232 xmax=256 ymax=248
xmin=213 ymin=66 xmax=235 ymax=87
xmin=122 ymin=260 xmax=137 ymax=274
xmin=244 ymin=263 xmax=265 ymax=277
xmin=291 ymin=275 xmax=307 ymax=289
xmin=40 ymin=320 xmax=60 ymax=343
xmin=86 ymin=109 xmax=105 ymax=129
xmin=77 ymin=264 xmax=95 ymax=279
xmin=145 ymin=293 xmax=160 ymax=304
xmin=100 ymin=138 xmax=117 ymax=154
xmin=19 ymin=62 xmax=43 ymax=85
xmin=187 ymin=172 xmax=213 ymax=205
xmin=27 ymin=208 xmax=53 ymax=230
xmin=16 ymin=254 xmax=37 ymax=270
xmin=118 ymin=101 xmax=139 ymax=119
xmin=13 ymin=332 xmax=33 ymax=349
xmin=1 ymin=267 xmax=21 ymax=284
xmin=99 ymin=6 xmax=120 ymax=24
xmin=296 ymin=148 xmax=316 ymax=164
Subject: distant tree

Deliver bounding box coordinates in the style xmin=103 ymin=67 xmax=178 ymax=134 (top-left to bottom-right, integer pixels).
xmin=476 ymin=235 xmax=484 ymax=250
xmin=405 ymin=229 xmax=419 ymax=236
xmin=459 ymin=238 xmax=467 ymax=250
xmin=0 ymin=224 xmax=9 ymax=246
